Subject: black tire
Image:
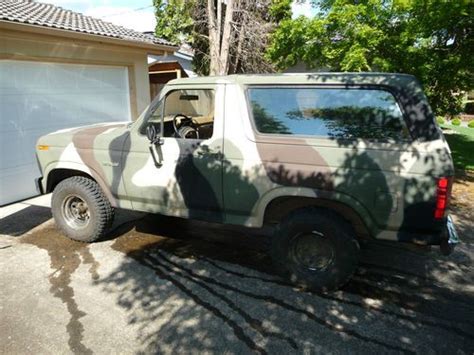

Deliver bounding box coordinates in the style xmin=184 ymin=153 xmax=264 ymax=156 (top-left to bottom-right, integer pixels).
xmin=271 ymin=208 xmax=359 ymax=292
xmin=51 ymin=176 xmax=114 ymax=242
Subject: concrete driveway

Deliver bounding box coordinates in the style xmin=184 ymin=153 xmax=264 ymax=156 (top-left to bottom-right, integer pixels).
xmin=1 ymin=176 xmax=473 ymax=354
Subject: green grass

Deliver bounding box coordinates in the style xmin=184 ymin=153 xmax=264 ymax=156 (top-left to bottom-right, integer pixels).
xmin=440 ymin=124 xmax=474 ymax=171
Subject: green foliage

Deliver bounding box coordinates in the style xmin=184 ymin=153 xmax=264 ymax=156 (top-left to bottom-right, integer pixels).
xmin=468 ymin=120 xmax=474 ymax=128
xmin=442 ymin=125 xmax=474 ymax=171
xmin=269 ymin=0 xmax=292 ymax=22
xmin=451 ymin=118 xmax=462 ymax=126
xmin=153 ymin=0 xmax=194 ymax=44
xmin=436 ymin=116 xmax=445 ymax=125
xmin=267 ymin=0 xmax=474 ymax=116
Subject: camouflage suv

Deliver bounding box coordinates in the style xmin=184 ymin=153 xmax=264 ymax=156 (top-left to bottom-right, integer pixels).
xmin=36 ymin=73 xmax=458 ymax=291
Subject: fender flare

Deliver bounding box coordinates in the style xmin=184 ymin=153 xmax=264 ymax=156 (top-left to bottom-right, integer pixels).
xmin=253 ymin=186 xmax=377 ymax=236
xmin=43 ymin=161 xmax=119 ymax=208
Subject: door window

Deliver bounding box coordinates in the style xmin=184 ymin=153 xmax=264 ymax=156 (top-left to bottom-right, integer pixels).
xmin=143 ymin=89 xmax=215 ymax=140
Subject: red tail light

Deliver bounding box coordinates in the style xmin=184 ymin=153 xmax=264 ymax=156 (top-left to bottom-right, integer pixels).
xmin=434 ymin=177 xmax=452 ymax=220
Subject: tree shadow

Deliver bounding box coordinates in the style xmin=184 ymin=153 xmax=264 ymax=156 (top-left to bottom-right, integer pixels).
xmin=92 ymin=210 xmax=474 ymax=353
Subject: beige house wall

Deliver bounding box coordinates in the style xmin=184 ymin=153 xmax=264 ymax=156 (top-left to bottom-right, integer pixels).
xmin=0 ymin=23 xmax=174 ymax=119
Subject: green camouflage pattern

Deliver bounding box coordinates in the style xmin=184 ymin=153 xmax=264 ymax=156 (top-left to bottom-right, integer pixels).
xmin=36 ymin=73 xmax=454 ymax=243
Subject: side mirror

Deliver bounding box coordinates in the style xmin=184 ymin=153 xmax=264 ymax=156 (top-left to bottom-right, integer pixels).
xmin=146 ymin=124 xmax=163 ymax=167
xmin=146 ymin=124 xmax=158 ymax=143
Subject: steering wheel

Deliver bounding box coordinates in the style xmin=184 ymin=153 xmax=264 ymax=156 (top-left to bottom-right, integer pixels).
xmin=172 ymin=114 xmax=199 ymax=139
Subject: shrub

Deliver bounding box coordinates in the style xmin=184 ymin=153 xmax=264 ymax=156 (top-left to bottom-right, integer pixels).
xmin=436 ymin=116 xmax=445 ymax=125
xmin=465 ymin=102 xmax=474 ymax=115
xmin=468 ymin=120 xmax=474 ymax=128
xmin=451 ymin=118 xmax=462 ymax=126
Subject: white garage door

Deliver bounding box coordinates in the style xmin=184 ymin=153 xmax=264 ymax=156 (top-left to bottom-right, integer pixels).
xmin=0 ymin=60 xmax=132 ymax=205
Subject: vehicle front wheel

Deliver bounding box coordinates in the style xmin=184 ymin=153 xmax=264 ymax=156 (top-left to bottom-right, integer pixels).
xmin=51 ymin=176 xmax=114 ymax=242
xmin=271 ymin=208 xmax=359 ymax=292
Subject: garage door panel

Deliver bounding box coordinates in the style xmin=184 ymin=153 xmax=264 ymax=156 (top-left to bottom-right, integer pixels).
xmin=0 ymin=60 xmax=132 ymax=205
xmin=1 ymin=126 xmax=56 ymax=169
xmin=0 ymin=96 xmax=21 ymax=133
xmin=0 ymin=165 xmax=38 ymax=204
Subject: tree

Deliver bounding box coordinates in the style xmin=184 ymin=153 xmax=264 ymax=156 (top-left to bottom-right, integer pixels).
xmin=267 ymin=0 xmax=474 ymax=116
xmin=154 ymin=0 xmax=292 ymax=76
xmin=153 ymin=0 xmax=194 ymax=44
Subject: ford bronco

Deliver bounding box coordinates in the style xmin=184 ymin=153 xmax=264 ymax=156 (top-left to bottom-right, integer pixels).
xmin=35 ymin=73 xmax=459 ymax=291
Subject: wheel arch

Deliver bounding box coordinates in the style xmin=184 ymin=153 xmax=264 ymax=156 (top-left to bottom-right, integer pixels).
xmin=46 ymin=168 xmax=93 ymax=193
xmin=43 ymin=162 xmax=118 ymax=207
xmin=260 ymin=189 xmax=375 ymax=239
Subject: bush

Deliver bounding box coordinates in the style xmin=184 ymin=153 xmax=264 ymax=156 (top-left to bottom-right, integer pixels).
xmin=465 ymin=102 xmax=474 ymax=114
xmin=468 ymin=120 xmax=474 ymax=128
xmin=451 ymin=118 xmax=462 ymax=126
xmin=436 ymin=116 xmax=445 ymax=124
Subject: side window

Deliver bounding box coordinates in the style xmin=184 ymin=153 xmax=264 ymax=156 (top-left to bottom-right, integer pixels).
xmin=248 ymin=87 xmax=410 ymax=141
xmin=143 ymin=89 xmax=215 ymax=140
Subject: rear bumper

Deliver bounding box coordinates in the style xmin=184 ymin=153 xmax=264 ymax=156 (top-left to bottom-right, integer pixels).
xmin=375 ymin=215 xmax=459 ymax=254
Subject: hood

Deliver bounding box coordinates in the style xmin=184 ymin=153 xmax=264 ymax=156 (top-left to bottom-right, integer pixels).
xmin=38 ymin=121 xmax=129 ymax=148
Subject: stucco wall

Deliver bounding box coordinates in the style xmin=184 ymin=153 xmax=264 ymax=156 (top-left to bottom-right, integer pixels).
xmin=0 ymin=25 xmax=166 ymax=119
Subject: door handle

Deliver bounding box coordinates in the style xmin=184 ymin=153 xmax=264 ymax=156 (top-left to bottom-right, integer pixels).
xmin=195 ymin=150 xmax=220 ymax=158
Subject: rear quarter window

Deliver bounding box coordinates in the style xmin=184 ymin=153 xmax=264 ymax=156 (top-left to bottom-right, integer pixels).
xmin=247 ymin=87 xmax=410 ymax=141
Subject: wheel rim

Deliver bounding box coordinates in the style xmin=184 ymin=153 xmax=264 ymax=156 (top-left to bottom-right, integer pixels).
xmin=289 ymin=231 xmax=335 ymax=271
xmin=61 ymin=194 xmax=90 ymax=230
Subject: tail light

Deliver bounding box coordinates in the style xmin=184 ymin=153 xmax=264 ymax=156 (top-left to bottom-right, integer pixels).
xmin=434 ymin=177 xmax=453 ymax=220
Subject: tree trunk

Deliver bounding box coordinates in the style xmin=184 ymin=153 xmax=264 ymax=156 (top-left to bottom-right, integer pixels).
xmin=207 ymin=0 xmax=220 ymax=75
xmin=219 ymin=0 xmax=234 ymax=75
xmin=207 ymin=0 xmax=234 ymax=75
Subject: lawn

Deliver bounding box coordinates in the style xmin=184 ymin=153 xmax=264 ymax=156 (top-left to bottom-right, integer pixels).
xmin=440 ymin=124 xmax=474 ymax=171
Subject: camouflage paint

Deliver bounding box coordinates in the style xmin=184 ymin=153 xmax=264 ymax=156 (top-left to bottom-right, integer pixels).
xmin=36 ymin=73 xmax=454 ymax=244
xmin=37 ymin=122 xmax=132 ymax=209
xmin=118 ymin=83 xmax=225 ymax=220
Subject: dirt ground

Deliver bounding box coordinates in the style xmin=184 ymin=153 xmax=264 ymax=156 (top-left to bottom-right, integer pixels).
xmin=1 ymin=176 xmax=473 ymax=354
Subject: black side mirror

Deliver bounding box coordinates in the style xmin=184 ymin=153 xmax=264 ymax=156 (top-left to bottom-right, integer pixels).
xmin=146 ymin=124 xmax=157 ymax=143
xmin=146 ymin=124 xmax=163 ymax=167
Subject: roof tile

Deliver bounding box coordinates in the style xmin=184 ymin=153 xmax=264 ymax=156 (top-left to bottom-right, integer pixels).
xmin=0 ymin=0 xmax=173 ymax=47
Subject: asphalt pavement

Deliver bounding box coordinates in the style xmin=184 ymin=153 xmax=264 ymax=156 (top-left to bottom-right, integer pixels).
xmin=1 ymin=187 xmax=473 ymax=354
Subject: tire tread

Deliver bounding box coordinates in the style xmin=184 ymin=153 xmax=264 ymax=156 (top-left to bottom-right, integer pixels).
xmin=52 ymin=176 xmax=114 ymax=242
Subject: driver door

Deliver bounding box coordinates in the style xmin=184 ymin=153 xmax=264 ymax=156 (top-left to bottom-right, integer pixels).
xmin=121 ymin=85 xmax=225 ymax=222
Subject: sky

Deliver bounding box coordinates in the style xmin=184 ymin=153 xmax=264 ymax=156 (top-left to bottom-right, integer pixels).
xmin=43 ymin=0 xmax=317 ymax=33
xmin=43 ymin=0 xmax=157 ymax=32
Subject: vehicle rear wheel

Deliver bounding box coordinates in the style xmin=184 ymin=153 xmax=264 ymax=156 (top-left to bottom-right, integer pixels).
xmin=271 ymin=208 xmax=359 ymax=292
xmin=51 ymin=176 xmax=114 ymax=242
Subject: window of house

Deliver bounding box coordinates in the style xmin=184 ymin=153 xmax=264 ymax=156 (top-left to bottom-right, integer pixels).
xmin=248 ymin=87 xmax=410 ymax=141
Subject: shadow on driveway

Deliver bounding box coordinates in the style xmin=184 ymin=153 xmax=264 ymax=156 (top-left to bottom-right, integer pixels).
xmin=15 ymin=198 xmax=474 ymax=353
xmin=0 ymin=205 xmax=51 ymax=237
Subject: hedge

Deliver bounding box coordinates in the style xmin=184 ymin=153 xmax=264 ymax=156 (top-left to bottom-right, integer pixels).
xmin=451 ymin=118 xmax=462 ymax=126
